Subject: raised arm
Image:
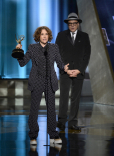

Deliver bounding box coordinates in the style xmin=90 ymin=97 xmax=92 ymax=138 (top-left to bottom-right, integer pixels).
xmin=17 ymin=44 xmax=32 ymax=67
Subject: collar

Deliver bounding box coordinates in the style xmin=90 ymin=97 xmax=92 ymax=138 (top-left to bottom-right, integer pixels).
xmin=39 ymin=42 xmax=48 ymax=52
xmin=39 ymin=42 xmax=48 ymax=48
xmin=70 ymin=29 xmax=78 ymax=35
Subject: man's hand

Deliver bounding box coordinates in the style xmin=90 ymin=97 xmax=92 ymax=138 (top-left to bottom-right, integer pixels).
xmin=67 ymin=70 xmax=74 ymax=77
xmin=64 ymin=63 xmax=69 ymax=72
xmin=70 ymin=70 xmax=81 ymax=77
xmin=67 ymin=69 xmax=81 ymax=77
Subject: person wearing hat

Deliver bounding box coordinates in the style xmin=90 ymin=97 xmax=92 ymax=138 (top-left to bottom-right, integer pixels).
xmin=56 ymin=13 xmax=91 ymax=131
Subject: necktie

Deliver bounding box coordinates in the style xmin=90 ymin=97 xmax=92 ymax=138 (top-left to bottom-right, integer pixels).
xmin=72 ymin=32 xmax=75 ymax=44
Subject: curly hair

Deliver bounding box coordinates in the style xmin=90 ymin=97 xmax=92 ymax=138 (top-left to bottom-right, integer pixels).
xmin=33 ymin=26 xmax=53 ymax=42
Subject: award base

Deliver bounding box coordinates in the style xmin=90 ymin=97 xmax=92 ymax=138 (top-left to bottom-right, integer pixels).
xmin=12 ymin=49 xmax=24 ymax=58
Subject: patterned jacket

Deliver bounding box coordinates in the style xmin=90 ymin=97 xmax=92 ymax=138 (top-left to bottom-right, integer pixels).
xmin=18 ymin=43 xmax=64 ymax=92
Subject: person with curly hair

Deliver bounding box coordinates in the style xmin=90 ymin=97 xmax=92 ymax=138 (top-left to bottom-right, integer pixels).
xmin=16 ymin=26 xmax=69 ymax=145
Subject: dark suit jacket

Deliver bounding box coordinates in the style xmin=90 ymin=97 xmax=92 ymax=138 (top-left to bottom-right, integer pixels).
xmin=56 ymin=29 xmax=91 ymax=79
xmin=18 ymin=43 xmax=64 ymax=91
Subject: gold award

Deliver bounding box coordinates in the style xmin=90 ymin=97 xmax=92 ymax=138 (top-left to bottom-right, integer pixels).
xmin=12 ymin=35 xmax=25 ymax=58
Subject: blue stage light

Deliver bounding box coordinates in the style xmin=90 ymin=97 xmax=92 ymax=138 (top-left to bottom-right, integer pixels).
xmin=0 ymin=0 xmax=72 ymax=79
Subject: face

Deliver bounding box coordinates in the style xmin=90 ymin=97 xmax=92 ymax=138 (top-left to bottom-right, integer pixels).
xmin=40 ymin=29 xmax=48 ymax=44
xmin=68 ymin=20 xmax=79 ymax=32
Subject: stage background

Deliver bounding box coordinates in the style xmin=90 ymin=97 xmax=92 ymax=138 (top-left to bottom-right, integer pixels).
xmin=0 ymin=0 xmax=78 ymax=79
xmin=94 ymin=0 xmax=114 ymax=72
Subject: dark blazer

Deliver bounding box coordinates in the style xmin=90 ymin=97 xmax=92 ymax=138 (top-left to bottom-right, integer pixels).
xmin=56 ymin=29 xmax=91 ymax=79
xmin=18 ymin=43 xmax=64 ymax=91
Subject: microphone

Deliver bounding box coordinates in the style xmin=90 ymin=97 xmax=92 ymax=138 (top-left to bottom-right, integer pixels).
xmin=44 ymin=51 xmax=47 ymax=56
xmin=44 ymin=44 xmax=48 ymax=56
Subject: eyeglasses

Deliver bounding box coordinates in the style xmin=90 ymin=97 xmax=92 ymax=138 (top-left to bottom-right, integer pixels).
xmin=68 ymin=22 xmax=79 ymax=26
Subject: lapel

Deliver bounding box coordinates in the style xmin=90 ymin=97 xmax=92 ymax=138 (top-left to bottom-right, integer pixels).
xmin=33 ymin=43 xmax=51 ymax=66
xmin=33 ymin=43 xmax=41 ymax=65
xmin=66 ymin=29 xmax=73 ymax=45
xmin=74 ymin=30 xmax=82 ymax=45
xmin=46 ymin=43 xmax=53 ymax=65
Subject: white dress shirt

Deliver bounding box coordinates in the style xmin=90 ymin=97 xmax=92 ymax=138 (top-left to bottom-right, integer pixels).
xmin=70 ymin=30 xmax=78 ymax=40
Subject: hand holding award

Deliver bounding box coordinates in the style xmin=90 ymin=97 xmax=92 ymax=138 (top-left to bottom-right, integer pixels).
xmin=12 ymin=35 xmax=25 ymax=58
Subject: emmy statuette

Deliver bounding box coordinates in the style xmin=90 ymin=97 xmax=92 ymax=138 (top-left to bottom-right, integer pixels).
xmin=12 ymin=35 xmax=25 ymax=58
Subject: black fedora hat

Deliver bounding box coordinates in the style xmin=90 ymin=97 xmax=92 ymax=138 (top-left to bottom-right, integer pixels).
xmin=64 ymin=12 xmax=82 ymax=24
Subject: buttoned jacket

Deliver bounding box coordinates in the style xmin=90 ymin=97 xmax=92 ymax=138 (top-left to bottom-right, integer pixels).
xmin=56 ymin=29 xmax=91 ymax=79
xmin=18 ymin=43 xmax=64 ymax=91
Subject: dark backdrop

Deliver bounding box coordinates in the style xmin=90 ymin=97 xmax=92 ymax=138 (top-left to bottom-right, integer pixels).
xmin=94 ymin=0 xmax=114 ymax=72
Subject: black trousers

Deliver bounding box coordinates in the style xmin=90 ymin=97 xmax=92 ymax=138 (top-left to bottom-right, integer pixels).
xmin=28 ymin=76 xmax=59 ymax=139
xmin=58 ymin=74 xmax=84 ymax=127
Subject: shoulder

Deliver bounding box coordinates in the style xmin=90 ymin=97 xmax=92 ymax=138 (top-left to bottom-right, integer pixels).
xmin=78 ymin=30 xmax=89 ymax=37
xmin=29 ymin=43 xmax=38 ymax=47
xmin=28 ymin=43 xmax=40 ymax=49
xmin=48 ymin=43 xmax=58 ymax=48
xmin=48 ymin=43 xmax=59 ymax=53
xmin=48 ymin=43 xmax=55 ymax=46
xmin=57 ymin=30 xmax=68 ymax=36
